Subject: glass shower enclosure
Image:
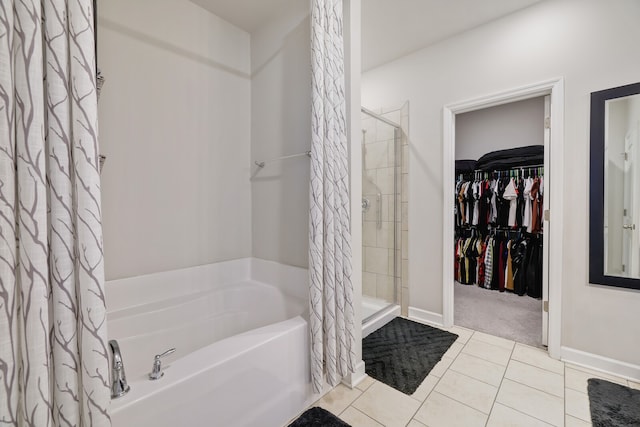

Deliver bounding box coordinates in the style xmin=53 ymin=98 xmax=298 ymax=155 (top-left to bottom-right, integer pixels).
xmin=361 ymin=107 xmax=401 ymax=322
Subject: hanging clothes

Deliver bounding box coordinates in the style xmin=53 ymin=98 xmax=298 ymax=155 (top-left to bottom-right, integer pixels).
xmin=516 ymin=177 xmax=525 ymax=228
xmin=479 ymin=179 xmax=492 ymax=230
xmin=458 ymin=181 xmax=467 ymax=226
xmin=526 ymin=236 xmax=543 ymax=298
xmin=472 ymin=181 xmax=480 ymax=225
xmin=483 ymin=235 xmax=494 ymax=289
xmin=454 ymin=238 xmax=460 ymax=281
xmin=476 ymin=238 xmax=486 ymax=286
xmin=454 ymin=160 xmax=545 ymax=299
xmin=535 ymin=177 xmax=544 ymax=233
xmin=530 ymin=178 xmax=540 ymax=232
xmin=523 ymin=177 xmax=533 ymax=229
xmin=505 ymin=240 xmax=515 ymax=291
xmin=496 ymin=178 xmax=509 ymax=227
xmin=512 ymin=238 xmax=529 ymax=296
xmin=503 ymin=178 xmax=518 ymax=227
xmin=490 ymin=179 xmax=499 ymax=224
xmin=498 ymin=239 xmax=507 ymax=292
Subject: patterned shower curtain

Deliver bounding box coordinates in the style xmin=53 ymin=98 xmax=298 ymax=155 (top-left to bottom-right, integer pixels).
xmin=309 ymin=0 xmax=356 ymax=394
xmin=0 ymin=1 xmax=110 ymax=426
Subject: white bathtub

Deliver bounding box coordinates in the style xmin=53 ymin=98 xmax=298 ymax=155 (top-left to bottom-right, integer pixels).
xmin=106 ymin=258 xmax=319 ymax=427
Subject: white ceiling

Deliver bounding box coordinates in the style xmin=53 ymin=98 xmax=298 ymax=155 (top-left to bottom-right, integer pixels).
xmin=190 ymin=0 xmax=292 ymax=33
xmin=362 ymin=0 xmax=542 ymax=71
xmin=190 ymin=0 xmax=542 ymax=70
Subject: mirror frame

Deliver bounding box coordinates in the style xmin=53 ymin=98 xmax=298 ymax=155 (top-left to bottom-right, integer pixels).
xmin=589 ymin=81 xmax=640 ymax=290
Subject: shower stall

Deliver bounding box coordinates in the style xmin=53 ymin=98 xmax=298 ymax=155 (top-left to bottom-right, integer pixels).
xmin=361 ymin=107 xmax=402 ymax=330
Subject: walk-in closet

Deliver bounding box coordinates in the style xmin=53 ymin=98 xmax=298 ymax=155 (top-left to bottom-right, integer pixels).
xmin=453 ymin=96 xmax=549 ymax=348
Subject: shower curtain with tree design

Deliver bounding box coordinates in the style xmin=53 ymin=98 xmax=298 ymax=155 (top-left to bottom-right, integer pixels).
xmin=309 ymin=0 xmax=356 ymax=394
xmin=0 ymin=1 xmax=110 ymax=426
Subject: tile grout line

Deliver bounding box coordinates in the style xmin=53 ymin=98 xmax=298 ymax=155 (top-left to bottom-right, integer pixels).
xmin=470 ymin=334 xmax=518 ymax=350
xmin=511 ymin=356 xmax=564 ymax=375
xmin=456 ymin=347 xmax=508 ymax=368
xmin=502 ymin=360 xmax=565 ymax=398
xmin=340 ymin=405 xmax=383 ymax=426
xmin=491 ymin=401 xmax=557 ymax=427
xmin=344 ymin=386 xmax=366 ymax=414
xmin=426 ymin=331 xmax=510 ymax=418
xmin=447 ymin=366 xmax=504 ymax=389
xmin=564 ymin=358 xmax=568 ymax=426
xmin=357 ymin=377 xmax=376 ymax=393
xmin=416 ymin=390 xmax=494 ymax=422
xmin=433 ymin=330 xmax=505 ymax=418
xmin=345 ymin=322 xmax=472 ymax=426
xmin=483 ymin=339 xmax=516 ymax=427
xmin=497 ymin=379 xmax=566 ymax=426
xmin=499 ymin=344 xmax=569 ymax=427
xmin=404 ymin=330 xmax=478 ymax=426
xmin=502 ymin=376 xmax=564 ymax=400
xmin=395 ymin=322 xmax=609 ymax=427
xmin=353 ymin=321 xmax=610 ymax=427
xmin=449 ymin=352 xmax=566 ymax=404
xmin=414 ymin=332 xmax=564 ymax=427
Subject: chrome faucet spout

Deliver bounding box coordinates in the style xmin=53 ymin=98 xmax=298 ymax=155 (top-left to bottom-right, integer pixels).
xmin=109 ymin=339 xmax=130 ymax=399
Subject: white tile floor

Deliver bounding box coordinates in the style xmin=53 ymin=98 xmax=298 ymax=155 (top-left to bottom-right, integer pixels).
xmin=305 ymin=323 xmax=638 ymax=427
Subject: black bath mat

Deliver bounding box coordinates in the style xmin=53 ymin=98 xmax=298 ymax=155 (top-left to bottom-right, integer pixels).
xmin=363 ymin=317 xmax=458 ymax=395
xmin=288 ymin=407 xmax=350 ymax=427
xmin=588 ymin=378 xmax=640 ymax=427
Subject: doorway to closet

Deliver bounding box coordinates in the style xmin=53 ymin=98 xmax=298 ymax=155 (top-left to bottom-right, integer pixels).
xmin=453 ymin=96 xmax=548 ymax=348
xmin=442 ymin=80 xmax=565 ymax=358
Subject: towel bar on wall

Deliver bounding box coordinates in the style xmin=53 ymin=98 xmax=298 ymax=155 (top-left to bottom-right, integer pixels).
xmin=254 ymin=151 xmax=311 ymax=168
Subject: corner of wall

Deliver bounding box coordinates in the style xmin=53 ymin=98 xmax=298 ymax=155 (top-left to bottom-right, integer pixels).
xmin=249 ymin=1 xmax=312 ymax=269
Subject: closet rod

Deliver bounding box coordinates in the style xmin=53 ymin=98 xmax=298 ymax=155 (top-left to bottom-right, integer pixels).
xmin=462 ymin=164 xmax=544 ymax=179
xmin=472 ymin=164 xmax=544 ymax=173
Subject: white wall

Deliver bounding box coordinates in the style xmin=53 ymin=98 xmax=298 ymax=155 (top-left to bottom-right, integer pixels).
xmin=455 ymin=97 xmax=544 ymax=160
xmin=362 ymin=0 xmax=640 ymax=367
xmin=250 ymin=0 xmax=311 ymax=268
xmin=98 ymin=0 xmax=252 ymax=280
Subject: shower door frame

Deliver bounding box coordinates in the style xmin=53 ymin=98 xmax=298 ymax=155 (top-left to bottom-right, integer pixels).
xmin=361 ymin=107 xmax=402 ymax=322
xmin=442 ymin=78 xmax=565 ymax=359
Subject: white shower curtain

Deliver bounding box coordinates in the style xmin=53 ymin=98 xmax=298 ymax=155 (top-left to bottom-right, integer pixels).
xmin=309 ymin=0 xmax=356 ymax=393
xmin=0 ymin=1 xmax=110 ymax=426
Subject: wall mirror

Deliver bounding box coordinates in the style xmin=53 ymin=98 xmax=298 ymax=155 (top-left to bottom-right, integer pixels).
xmin=590 ymin=82 xmax=640 ymax=290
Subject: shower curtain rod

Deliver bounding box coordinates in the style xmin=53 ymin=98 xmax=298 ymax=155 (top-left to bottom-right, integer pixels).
xmin=254 ymin=150 xmax=311 ymax=168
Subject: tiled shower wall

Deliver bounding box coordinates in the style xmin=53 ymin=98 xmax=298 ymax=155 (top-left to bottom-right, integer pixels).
xmin=361 ymin=103 xmax=409 ymax=315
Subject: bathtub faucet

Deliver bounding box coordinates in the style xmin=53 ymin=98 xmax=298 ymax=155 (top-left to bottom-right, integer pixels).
xmin=109 ymin=340 xmax=131 ymax=399
xmin=149 ymin=347 xmax=176 ymax=380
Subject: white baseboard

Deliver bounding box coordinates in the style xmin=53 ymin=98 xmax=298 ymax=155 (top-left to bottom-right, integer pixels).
xmin=408 ymin=306 xmax=444 ymax=328
xmin=561 ymin=346 xmax=640 ymax=382
xmin=342 ymin=360 xmax=366 ymax=389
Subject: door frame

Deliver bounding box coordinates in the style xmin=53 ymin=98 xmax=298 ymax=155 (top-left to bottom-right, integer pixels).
xmin=442 ymin=78 xmax=565 ymax=359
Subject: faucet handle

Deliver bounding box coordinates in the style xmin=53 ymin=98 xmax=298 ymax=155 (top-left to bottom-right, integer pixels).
xmin=155 ymin=348 xmax=176 ymax=360
xmin=149 ymin=347 xmax=176 ymax=380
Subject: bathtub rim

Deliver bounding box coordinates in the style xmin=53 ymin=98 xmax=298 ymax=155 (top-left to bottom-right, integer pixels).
xmin=110 ymin=315 xmax=308 ymax=414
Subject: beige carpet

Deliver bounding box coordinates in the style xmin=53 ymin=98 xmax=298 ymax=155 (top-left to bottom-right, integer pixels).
xmin=454 ymin=281 xmax=543 ymax=348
